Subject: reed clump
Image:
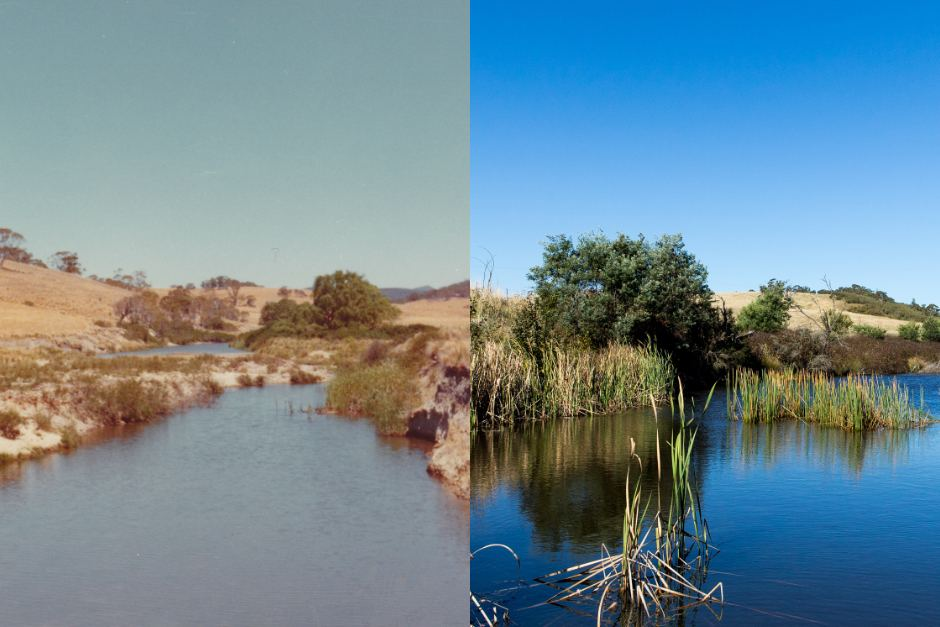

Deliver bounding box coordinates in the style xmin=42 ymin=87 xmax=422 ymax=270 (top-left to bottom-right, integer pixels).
xmin=727 ymin=368 xmax=931 ymax=430
xmin=537 ymin=384 xmax=722 ymax=623
xmin=472 ymin=341 xmax=674 ymax=426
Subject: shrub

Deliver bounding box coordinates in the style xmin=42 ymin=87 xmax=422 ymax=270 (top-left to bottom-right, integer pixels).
xmin=82 ymin=379 xmax=171 ymax=426
xmin=921 ymin=318 xmax=940 ymax=342
xmin=326 ymin=361 xmax=419 ymax=434
xmin=736 ymin=280 xmax=793 ymax=332
xmin=853 ymin=324 xmax=886 ymax=340
xmin=122 ymin=323 xmax=152 ymax=343
xmin=0 ymin=409 xmax=25 ymax=439
xmin=289 ymin=369 xmax=322 ymax=385
xmin=899 ymin=322 xmax=921 ymax=342
xmin=58 ymin=425 xmax=80 ymax=449
xmin=236 ymin=374 xmax=265 ymax=387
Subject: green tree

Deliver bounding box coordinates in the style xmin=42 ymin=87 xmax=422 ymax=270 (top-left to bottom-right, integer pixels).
xmin=736 ymin=279 xmax=793 ymax=332
xmin=311 ymin=271 xmax=398 ymax=330
xmin=921 ymin=317 xmax=940 ymax=342
xmin=526 ymin=233 xmax=728 ymax=370
xmin=898 ymin=322 xmax=921 ymax=341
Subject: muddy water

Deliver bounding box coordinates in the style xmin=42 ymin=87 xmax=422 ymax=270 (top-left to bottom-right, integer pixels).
xmin=0 ymin=384 xmax=467 ymax=626
xmin=471 ymin=374 xmax=940 ymax=625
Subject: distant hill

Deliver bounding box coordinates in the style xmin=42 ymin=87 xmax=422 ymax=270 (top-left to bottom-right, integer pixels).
xmin=381 ymin=286 xmax=434 ymax=303
xmin=405 ymin=280 xmax=470 ymax=302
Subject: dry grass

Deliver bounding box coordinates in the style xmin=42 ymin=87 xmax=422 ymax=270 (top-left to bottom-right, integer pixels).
xmin=717 ymin=291 xmax=908 ymax=335
xmin=0 ymin=261 xmax=133 ymax=337
xmin=396 ymin=297 xmax=469 ymax=332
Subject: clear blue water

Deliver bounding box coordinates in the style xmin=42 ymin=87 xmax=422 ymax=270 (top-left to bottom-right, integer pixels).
xmin=99 ymin=342 xmax=248 ymax=358
xmin=0 ymin=384 xmax=468 ymax=626
xmin=471 ymin=373 xmax=940 ymax=625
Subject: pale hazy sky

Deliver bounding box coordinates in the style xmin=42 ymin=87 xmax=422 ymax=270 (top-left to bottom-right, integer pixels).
xmin=1 ymin=1 xmax=468 ymax=288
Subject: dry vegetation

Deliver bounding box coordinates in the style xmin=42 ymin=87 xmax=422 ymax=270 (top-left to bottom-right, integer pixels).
xmin=717 ymin=291 xmax=908 ymax=334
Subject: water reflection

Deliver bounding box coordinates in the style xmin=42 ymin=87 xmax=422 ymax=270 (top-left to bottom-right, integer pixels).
xmin=722 ymin=419 xmax=915 ymax=475
xmin=472 ymin=409 xmax=711 ymax=552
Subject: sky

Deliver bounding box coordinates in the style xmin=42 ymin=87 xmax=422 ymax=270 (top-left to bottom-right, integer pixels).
xmin=472 ymin=1 xmax=940 ymax=305
xmin=0 ymin=1 xmax=468 ymax=289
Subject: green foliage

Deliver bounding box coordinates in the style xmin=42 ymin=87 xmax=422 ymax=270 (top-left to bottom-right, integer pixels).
xmin=822 ymin=284 xmax=938 ymax=322
xmin=820 ymin=308 xmax=853 ymax=339
xmin=525 ymin=233 xmax=730 ymax=373
xmin=326 ymin=361 xmax=419 ymax=434
xmin=81 ymin=379 xmax=172 ymax=426
xmin=728 ymin=368 xmax=930 ymax=430
xmin=472 ymin=341 xmax=674 ymax=425
xmin=899 ymin=322 xmax=921 ymax=342
xmin=853 ymin=324 xmax=886 ymax=340
xmin=921 ymin=317 xmax=940 ymax=342
xmin=311 ymin=270 xmax=398 ymax=330
xmin=736 ymin=279 xmax=793 ymax=332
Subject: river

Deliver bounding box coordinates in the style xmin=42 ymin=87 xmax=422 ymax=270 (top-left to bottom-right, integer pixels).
xmin=471 ymin=373 xmax=940 ymax=625
xmin=0 ymin=383 xmax=468 ymax=626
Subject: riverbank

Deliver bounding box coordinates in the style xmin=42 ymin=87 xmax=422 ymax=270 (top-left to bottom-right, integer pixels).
xmin=0 ymin=347 xmax=327 ymax=462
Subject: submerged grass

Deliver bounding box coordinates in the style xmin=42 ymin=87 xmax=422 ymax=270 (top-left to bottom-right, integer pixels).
xmin=727 ymin=368 xmax=931 ymax=430
xmin=472 ymin=341 xmax=675 ymax=426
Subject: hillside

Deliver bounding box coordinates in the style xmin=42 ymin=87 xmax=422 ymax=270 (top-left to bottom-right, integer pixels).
xmin=0 ymin=262 xmax=468 ymax=340
xmin=0 ymin=260 xmax=130 ymax=337
xmin=716 ymin=291 xmax=909 ymax=334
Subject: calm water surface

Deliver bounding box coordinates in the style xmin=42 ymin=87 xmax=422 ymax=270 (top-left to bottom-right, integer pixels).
xmin=99 ymin=342 xmax=248 ymax=358
xmin=471 ymin=373 xmax=940 ymax=625
xmin=0 ymin=384 xmax=467 ymax=626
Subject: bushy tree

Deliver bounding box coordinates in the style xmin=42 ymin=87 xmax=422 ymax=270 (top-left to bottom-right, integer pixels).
xmin=525 ymin=233 xmax=730 ymax=370
xmin=311 ymin=271 xmax=398 ymax=330
xmin=921 ymin=317 xmax=940 ymax=342
xmin=736 ymin=279 xmax=793 ymax=332
xmin=898 ymin=322 xmax=921 ymax=342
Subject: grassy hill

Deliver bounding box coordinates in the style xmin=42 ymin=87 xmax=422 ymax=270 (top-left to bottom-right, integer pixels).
xmin=0 ymin=261 xmax=469 ymax=340
xmin=716 ymin=291 xmax=910 ymax=335
xmin=0 ymin=260 xmax=130 ymax=337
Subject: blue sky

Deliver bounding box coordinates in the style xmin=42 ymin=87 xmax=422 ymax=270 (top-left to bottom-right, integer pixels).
xmin=1 ymin=1 xmax=467 ymax=289
xmin=472 ymin=1 xmax=940 ymax=304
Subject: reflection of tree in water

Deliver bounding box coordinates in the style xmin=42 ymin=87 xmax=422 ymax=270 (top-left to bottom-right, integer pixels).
xmin=472 ymin=409 xmax=711 ymax=553
xmin=726 ymin=419 xmax=915 ymax=475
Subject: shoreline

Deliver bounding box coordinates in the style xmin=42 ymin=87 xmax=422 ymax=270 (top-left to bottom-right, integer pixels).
xmin=0 ymin=339 xmax=470 ymax=499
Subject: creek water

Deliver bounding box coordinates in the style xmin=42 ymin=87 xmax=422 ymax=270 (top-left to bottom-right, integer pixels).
xmin=0 ymin=384 xmax=468 ymax=626
xmin=98 ymin=342 xmax=249 ymax=358
xmin=471 ymin=373 xmax=940 ymax=625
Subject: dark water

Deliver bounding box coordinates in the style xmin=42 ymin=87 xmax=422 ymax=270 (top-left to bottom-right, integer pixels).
xmin=471 ymin=373 xmax=940 ymax=625
xmin=99 ymin=342 xmax=248 ymax=358
xmin=0 ymin=384 xmax=467 ymax=626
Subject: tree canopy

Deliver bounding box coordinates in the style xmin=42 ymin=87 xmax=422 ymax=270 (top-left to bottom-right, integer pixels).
xmin=525 ymin=233 xmax=730 ymax=370
xmin=311 ymin=271 xmax=398 ymax=330
xmin=736 ymin=279 xmax=793 ymax=332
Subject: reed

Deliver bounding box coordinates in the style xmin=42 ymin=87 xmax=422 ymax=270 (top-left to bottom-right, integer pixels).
xmin=537 ymin=384 xmax=722 ymax=624
xmin=471 ymin=341 xmax=675 ymax=426
xmin=727 ymin=368 xmax=931 ymax=430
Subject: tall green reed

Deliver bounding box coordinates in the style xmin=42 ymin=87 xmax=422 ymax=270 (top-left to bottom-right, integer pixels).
xmin=472 ymin=341 xmax=675 ymax=426
xmin=727 ymin=368 xmax=931 ymax=430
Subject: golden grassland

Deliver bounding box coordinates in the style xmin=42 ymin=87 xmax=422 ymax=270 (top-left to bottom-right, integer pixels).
xmin=0 ymin=260 xmax=129 ymax=337
xmin=716 ymin=291 xmax=907 ymax=334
